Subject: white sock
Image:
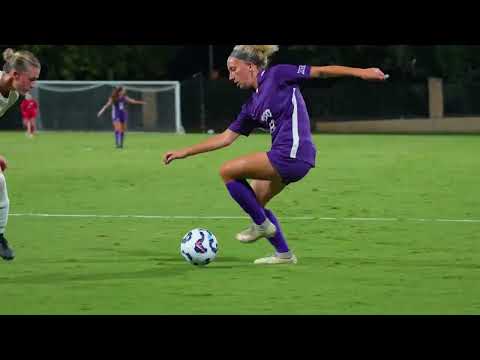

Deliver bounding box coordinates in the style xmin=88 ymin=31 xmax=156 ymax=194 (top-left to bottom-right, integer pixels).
xmin=276 ymin=251 xmax=292 ymax=259
xmin=257 ymin=218 xmax=272 ymax=230
xmin=0 ymin=172 xmax=10 ymax=235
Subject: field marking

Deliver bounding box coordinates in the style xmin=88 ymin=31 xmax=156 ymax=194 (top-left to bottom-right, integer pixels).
xmin=344 ymin=217 xmax=398 ymax=221
xmin=10 ymin=213 xmax=315 ymax=220
xmin=9 ymin=213 xmax=480 ymax=223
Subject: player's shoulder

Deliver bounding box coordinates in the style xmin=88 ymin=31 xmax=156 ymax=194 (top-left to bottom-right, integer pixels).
xmin=266 ymin=64 xmax=288 ymax=75
xmin=269 ymin=64 xmax=293 ymax=70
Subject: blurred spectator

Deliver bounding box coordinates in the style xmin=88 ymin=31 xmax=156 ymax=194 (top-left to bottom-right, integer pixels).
xmin=20 ymin=93 xmax=39 ymax=138
xmin=209 ymin=68 xmax=221 ymax=80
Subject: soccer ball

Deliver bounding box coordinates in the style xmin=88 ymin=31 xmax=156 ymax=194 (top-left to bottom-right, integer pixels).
xmin=180 ymin=228 xmax=218 ymax=266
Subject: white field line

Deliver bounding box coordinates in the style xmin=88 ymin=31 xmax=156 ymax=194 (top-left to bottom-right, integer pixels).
xmin=9 ymin=213 xmax=480 ymax=223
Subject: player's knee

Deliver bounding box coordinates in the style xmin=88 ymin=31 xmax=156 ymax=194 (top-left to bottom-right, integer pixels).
xmin=219 ymin=162 xmax=236 ymax=183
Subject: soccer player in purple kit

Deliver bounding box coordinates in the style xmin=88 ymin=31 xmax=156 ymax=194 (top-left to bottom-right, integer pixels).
xmin=97 ymin=86 xmax=146 ymax=149
xmin=163 ymin=45 xmax=388 ymax=265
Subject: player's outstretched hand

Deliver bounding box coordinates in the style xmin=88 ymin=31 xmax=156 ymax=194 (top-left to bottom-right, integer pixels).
xmin=0 ymin=155 xmax=7 ymax=172
xmin=359 ymin=68 xmax=389 ymax=81
xmin=163 ymin=150 xmax=188 ymax=165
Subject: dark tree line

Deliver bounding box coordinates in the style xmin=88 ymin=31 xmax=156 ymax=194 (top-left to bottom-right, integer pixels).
xmin=2 ymin=45 xmax=480 ymax=83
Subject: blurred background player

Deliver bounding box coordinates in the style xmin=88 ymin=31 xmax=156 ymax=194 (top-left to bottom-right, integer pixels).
xmin=97 ymin=86 xmax=146 ymax=149
xmin=20 ymin=92 xmax=39 ymax=138
xmin=163 ymin=45 xmax=387 ymax=265
xmin=0 ymin=48 xmax=41 ymax=260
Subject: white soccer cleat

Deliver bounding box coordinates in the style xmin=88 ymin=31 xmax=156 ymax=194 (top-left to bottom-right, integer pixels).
xmin=235 ymin=219 xmax=277 ymax=243
xmin=254 ymin=254 xmax=298 ymax=265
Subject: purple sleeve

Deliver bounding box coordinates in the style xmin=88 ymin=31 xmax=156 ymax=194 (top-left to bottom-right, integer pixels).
xmin=272 ymin=64 xmax=312 ymax=85
xmin=228 ymin=102 xmax=257 ymax=137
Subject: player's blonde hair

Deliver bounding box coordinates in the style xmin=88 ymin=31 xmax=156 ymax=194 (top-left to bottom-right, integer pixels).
xmin=3 ymin=48 xmax=41 ymax=74
xmin=230 ymin=45 xmax=279 ymax=68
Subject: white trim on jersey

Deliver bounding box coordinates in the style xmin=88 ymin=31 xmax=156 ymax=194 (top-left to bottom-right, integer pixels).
xmin=290 ymin=88 xmax=300 ymax=159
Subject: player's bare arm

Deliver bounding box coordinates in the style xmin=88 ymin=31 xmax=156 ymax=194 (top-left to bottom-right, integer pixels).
xmin=125 ymin=96 xmax=146 ymax=105
xmin=163 ymin=129 xmax=240 ymax=165
xmin=310 ymin=66 xmax=388 ymax=80
xmin=97 ymin=98 xmax=112 ymax=117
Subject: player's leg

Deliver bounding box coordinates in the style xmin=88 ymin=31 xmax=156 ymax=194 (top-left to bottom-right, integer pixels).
xmin=0 ymin=170 xmax=14 ymax=260
xmin=220 ymin=152 xmax=281 ymax=242
xmin=113 ymin=121 xmax=122 ymax=148
xmin=119 ymin=121 xmax=126 ymax=148
xmin=249 ymin=179 xmax=298 ymax=264
xmin=27 ymin=119 xmax=34 ymax=137
xmin=233 ymin=178 xmax=283 ymax=241
xmin=251 ymin=179 xmax=290 ymax=252
xmin=31 ymin=117 xmax=36 ymax=136
xmin=252 ymin=155 xmax=313 ymax=264
xmin=22 ymin=117 xmax=28 ymax=137
xmin=235 ymin=178 xmax=297 ymax=262
xmin=239 ymin=153 xmax=313 ymax=264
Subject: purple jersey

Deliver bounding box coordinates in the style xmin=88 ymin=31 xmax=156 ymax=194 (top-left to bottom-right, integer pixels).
xmin=112 ymin=96 xmax=127 ymax=122
xmin=229 ymin=64 xmax=316 ymax=166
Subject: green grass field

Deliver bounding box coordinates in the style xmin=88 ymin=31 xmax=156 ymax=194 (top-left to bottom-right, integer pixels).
xmin=1 ymin=131 xmax=479 ymax=314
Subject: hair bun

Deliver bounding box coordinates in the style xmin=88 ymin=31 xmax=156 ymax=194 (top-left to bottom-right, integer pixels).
xmin=3 ymin=48 xmax=15 ymax=62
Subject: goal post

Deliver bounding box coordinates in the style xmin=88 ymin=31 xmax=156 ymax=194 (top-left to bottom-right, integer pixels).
xmin=32 ymin=81 xmax=184 ymax=133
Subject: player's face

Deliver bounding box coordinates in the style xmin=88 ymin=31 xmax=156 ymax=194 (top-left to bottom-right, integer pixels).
xmin=12 ymin=66 xmax=40 ymax=95
xmin=227 ymin=57 xmax=256 ymax=89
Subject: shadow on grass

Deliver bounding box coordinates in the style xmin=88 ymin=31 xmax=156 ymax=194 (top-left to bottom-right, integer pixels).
xmin=0 ymin=266 xmax=192 ymax=285
xmin=300 ymin=255 xmax=480 ymax=270
xmin=0 ymin=255 xmax=249 ymax=284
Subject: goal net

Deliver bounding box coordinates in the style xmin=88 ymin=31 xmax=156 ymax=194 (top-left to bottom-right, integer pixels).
xmin=31 ymin=81 xmax=184 ymax=133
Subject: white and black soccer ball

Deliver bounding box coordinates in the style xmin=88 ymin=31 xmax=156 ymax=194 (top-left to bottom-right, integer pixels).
xmin=180 ymin=228 xmax=218 ymax=266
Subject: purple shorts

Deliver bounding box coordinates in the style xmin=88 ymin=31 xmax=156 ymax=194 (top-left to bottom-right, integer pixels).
xmin=267 ymin=151 xmax=314 ymax=185
xmin=112 ymin=111 xmax=127 ymax=123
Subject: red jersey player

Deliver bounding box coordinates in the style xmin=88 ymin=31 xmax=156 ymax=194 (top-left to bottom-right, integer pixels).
xmin=20 ymin=93 xmax=38 ymax=138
